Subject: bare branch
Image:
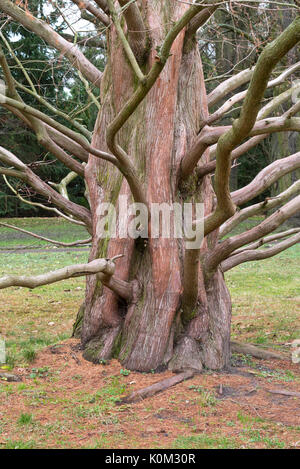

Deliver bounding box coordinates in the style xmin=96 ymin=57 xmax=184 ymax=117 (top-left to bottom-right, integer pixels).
xmin=203 ymin=14 xmax=300 ymax=237
xmin=118 ymin=0 xmax=147 ymax=64
xmin=207 ymin=60 xmax=300 ymax=109
xmin=231 ymin=152 xmax=300 ymax=206
xmin=49 ymin=171 xmax=79 ymax=201
xmin=208 ymin=68 xmax=254 ymax=108
xmin=205 ymin=195 xmax=300 ymax=273
xmin=221 ymin=231 xmax=300 ymax=272
xmin=206 ymin=68 xmax=300 ymax=126
xmin=94 ymin=0 xmax=109 ymax=14
xmin=0 ymin=258 xmax=114 ymax=290
xmin=71 ymin=0 xmax=110 ymax=26
xmin=0 ymin=222 xmax=92 ymax=247
xmin=0 ymin=147 xmax=92 ymax=229
xmin=107 ymin=0 xmax=145 ymax=82
xmin=229 ymin=228 xmax=300 ymax=255
xmin=183 ymin=115 xmax=300 ymax=180
xmin=15 ymin=81 xmax=92 ymax=141
xmin=185 ymin=4 xmax=218 ymax=39
xmin=2 ymin=174 xmax=86 ymax=227
xmin=60 ymin=32 xmax=106 ymax=49
xmin=0 ymin=94 xmax=118 ymax=167
xmin=0 ymin=0 xmax=103 ymax=87
xmin=219 ymin=180 xmax=300 ymax=237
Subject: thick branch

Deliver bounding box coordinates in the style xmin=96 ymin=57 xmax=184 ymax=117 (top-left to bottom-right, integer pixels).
xmin=71 ymin=0 xmax=109 ymax=26
xmin=206 ymin=63 xmax=300 ymax=128
xmin=185 ymin=116 xmax=300 ymax=179
xmin=0 ymin=146 xmax=92 ymax=229
xmin=206 ymin=195 xmax=300 ymax=272
xmin=230 ymin=228 xmax=300 ymax=255
xmin=207 ymin=68 xmax=254 ymax=109
xmin=0 ymin=94 xmax=118 ymax=166
xmin=94 ymin=0 xmax=109 ymax=14
xmin=1 ymin=103 xmax=90 ymax=163
xmin=118 ymin=0 xmax=147 ymax=64
xmin=0 ymin=0 xmax=102 ymax=87
xmin=207 ymin=60 xmax=300 ymax=109
xmin=185 ymin=5 xmax=218 ymax=38
xmin=2 ymin=174 xmax=86 ymax=227
xmin=222 ymin=231 xmax=300 ymax=272
xmin=0 ymin=258 xmax=115 ymax=290
xmin=231 ymin=152 xmax=300 ymax=206
xmin=220 ymin=180 xmax=300 ymax=237
xmin=15 ymin=81 xmax=92 ymax=141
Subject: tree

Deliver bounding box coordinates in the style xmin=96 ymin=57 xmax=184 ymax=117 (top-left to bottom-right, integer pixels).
xmin=0 ymin=0 xmax=300 ymax=373
xmin=0 ymin=0 xmax=104 ymax=216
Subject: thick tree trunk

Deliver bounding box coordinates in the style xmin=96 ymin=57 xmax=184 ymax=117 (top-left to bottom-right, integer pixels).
xmin=75 ymin=1 xmax=232 ymax=372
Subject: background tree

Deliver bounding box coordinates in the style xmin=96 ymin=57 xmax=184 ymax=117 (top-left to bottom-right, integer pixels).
xmin=0 ymin=0 xmax=299 ymax=374
xmin=0 ymin=0 xmax=104 ymax=216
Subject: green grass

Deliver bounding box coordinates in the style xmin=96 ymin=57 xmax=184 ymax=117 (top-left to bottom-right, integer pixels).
xmin=17 ymin=413 xmax=34 ymax=426
xmin=0 ymin=218 xmax=89 ymax=366
xmin=0 ymin=217 xmax=89 ymax=249
xmin=0 ymin=217 xmax=299 ymax=449
xmin=226 ymin=242 xmax=300 ymax=345
xmin=172 ymin=434 xmax=237 ymax=449
xmin=3 ymin=439 xmax=37 ymax=449
xmin=0 ymin=249 xmax=88 ymax=367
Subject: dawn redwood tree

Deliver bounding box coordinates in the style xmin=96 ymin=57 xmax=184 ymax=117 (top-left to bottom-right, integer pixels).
xmin=0 ymin=0 xmax=300 ymax=373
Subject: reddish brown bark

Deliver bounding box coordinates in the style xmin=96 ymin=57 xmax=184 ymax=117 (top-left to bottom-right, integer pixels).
xmin=78 ymin=1 xmax=232 ymax=372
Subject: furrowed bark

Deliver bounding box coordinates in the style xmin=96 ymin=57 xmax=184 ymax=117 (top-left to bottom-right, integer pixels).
xmin=118 ymin=0 xmax=147 ymax=64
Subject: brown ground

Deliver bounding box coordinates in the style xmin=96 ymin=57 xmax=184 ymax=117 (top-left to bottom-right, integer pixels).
xmin=0 ymin=338 xmax=299 ymax=449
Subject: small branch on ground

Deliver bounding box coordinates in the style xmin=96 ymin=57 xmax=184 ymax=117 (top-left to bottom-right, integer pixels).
xmin=265 ymin=389 xmax=300 ymax=398
xmin=116 ymin=370 xmax=196 ymax=405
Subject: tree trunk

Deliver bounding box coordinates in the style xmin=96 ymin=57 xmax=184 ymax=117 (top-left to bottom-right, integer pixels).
xmin=75 ymin=1 xmax=232 ymax=372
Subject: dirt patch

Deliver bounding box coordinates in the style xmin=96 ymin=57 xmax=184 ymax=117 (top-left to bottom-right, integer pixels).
xmin=0 ymin=338 xmax=300 ymax=449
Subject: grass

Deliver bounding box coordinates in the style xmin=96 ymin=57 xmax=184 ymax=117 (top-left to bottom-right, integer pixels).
xmin=0 ymin=217 xmax=89 ymax=249
xmin=3 ymin=439 xmax=37 ymax=449
xmin=0 ymin=217 xmax=299 ymax=449
xmin=0 ymin=221 xmax=89 ymax=367
xmin=171 ymin=434 xmax=237 ymax=449
xmin=17 ymin=412 xmax=34 ymax=426
xmin=226 ymin=240 xmax=300 ymax=346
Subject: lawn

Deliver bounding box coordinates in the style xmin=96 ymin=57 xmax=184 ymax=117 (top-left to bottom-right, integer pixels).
xmin=0 ymin=217 xmax=299 ymax=449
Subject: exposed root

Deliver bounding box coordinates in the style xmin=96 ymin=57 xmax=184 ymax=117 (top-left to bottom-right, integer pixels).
xmin=117 ymin=370 xmax=196 ymax=405
xmin=231 ymin=341 xmax=288 ymax=361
